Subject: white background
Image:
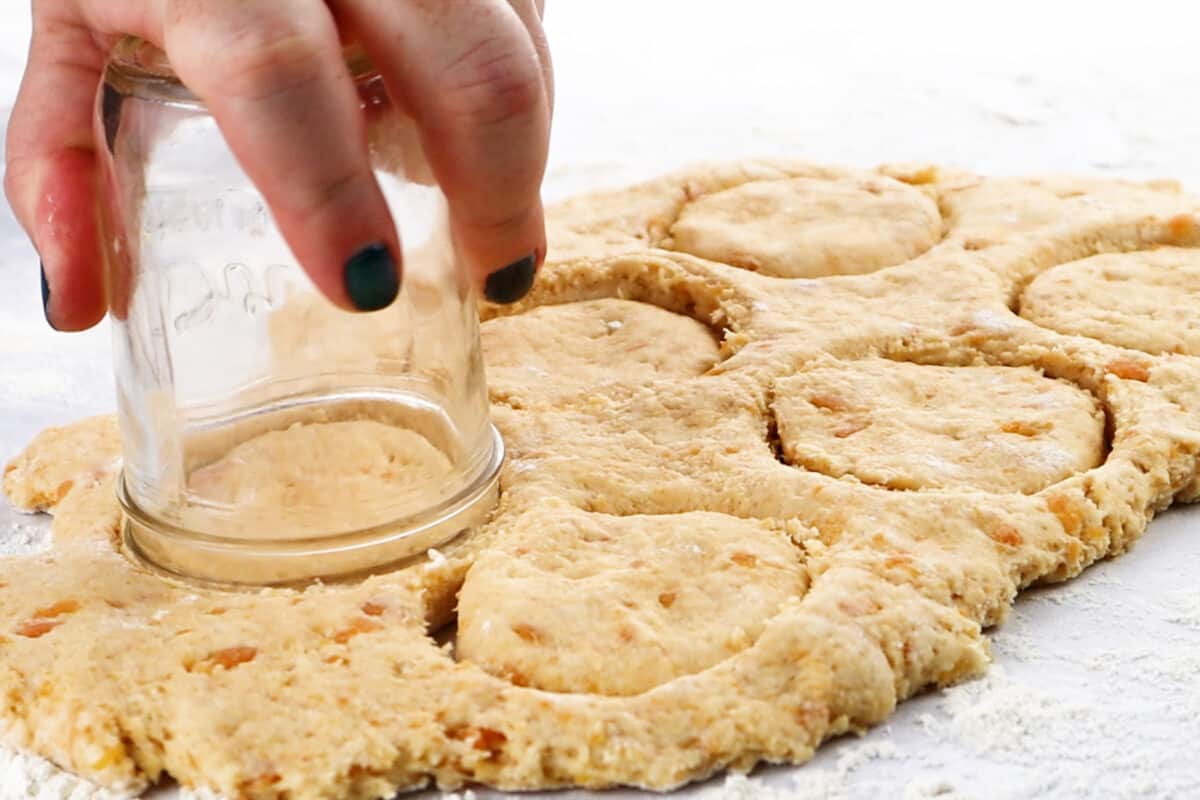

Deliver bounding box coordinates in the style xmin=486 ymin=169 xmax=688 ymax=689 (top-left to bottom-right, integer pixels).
xmin=1 ymin=2 xmax=1198 ymax=798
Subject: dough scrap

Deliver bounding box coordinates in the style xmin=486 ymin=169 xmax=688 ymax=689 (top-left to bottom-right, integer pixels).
xmin=1 ymin=415 xmax=120 ymax=512
xmin=481 ymin=298 xmax=721 ymax=400
xmin=1020 ymin=247 xmax=1200 ymax=356
xmin=3 ymin=160 xmax=1200 ymax=800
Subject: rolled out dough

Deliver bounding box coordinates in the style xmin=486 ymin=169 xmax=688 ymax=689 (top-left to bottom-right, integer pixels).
xmin=3 ymin=160 xmax=1200 ymax=800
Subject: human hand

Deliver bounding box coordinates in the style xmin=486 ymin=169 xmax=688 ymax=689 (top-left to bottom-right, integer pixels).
xmin=4 ymin=0 xmax=553 ymax=330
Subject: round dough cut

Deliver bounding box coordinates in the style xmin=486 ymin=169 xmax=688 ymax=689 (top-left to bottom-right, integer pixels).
xmin=456 ymin=504 xmax=807 ymax=696
xmin=1020 ymin=248 xmax=1200 ymax=356
xmin=940 ymin=176 xmax=1192 ymax=247
xmin=481 ymin=298 xmax=721 ymax=387
xmin=184 ymin=420 xmax=454 ymax=538
xmin=667 ymin=176 xmax=942 ymax=277
xmin=772 ymin=360 xmax=1105 ymax=494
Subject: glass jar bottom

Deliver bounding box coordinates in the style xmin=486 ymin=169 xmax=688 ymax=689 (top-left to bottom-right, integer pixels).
xmin=118 ymin=391 xmax=503 ymax=586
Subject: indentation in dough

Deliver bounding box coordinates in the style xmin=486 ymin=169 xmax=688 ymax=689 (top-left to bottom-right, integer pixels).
xmin=481 ymin=298 xmax=722 ymax=390
xmin=666 ymin=176 xmax=942 ymax=277
xmin=1019 ymin=248 xmax=1200 ymax=356
xmin=941 ymin=177 xmax=1189 ymax=245
xmin=771 ymin=360 xmax=1105 ymax=494
xmin=455 ymin=503 xmax=807 ymax=695
xmin=183 ymin=420 xmax=454 ymax=538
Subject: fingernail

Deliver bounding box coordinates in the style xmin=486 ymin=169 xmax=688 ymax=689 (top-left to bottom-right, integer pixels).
xmin=344 ymin=242 xmax=400 ymax=311
xmin=484 ymin=253 xmax=537 ymax=304
xmin=101 ymin=83 xmax=122 ymax=153
xmin=40 ymin=262 xmax=57 ymax=330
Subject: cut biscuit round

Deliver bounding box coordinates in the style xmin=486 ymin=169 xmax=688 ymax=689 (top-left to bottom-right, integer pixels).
xmin=455 ymin=503 xmax=807 ymax=696
xmin=1020 ymin=248 xmax=1200 ymax=356
xmin=183 ymin=420 xmax=455 ymax=539
xmin=481 ymin=298 xmax=721 ymax=388
xmin=666 ymin=176 xmax=942 ymax=277
xmin=772 ymin=360 xmax=1105 ymax=494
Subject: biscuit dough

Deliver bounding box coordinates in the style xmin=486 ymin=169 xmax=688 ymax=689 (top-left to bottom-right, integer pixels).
xmin=667 ymin=176 xmax=942 ymax=277
xmin=1020 ymin=247 xmax=1200 ymax=356
xmin=184 ymin=420 xmax=455 ymax=538
xmin=481 ymin=297 xmax=722 ymax=398
xmin=4 ymin=160 xmax=1200 ymax=800
xmin=457 ymin=503 xmax=808 ymax=696
xmin=772 ymin=360 xmax=1105 ymax=493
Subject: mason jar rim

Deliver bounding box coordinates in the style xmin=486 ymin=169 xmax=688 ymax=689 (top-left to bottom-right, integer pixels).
xmin=105 ymin=35 xmax=377 ymax=105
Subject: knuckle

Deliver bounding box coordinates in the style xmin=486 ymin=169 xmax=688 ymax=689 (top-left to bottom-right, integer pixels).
xmin=437 ymin=37 xmax=544 ymax=129
xmin=292 ymin=168 xmax=365 ymax=219
xmin=30 ymin=0 xmax=62 ymax=23
xmin=460 ymin=200 xmax=539 ymax=239
xmin=185 ymin=23 xmax=325 ymax=102
xmin=220 ymin=29 xmax=324 ymax=101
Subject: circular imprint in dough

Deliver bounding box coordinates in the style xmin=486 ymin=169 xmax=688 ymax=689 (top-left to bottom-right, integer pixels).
xmin=771 ymin=360 xmax=1105 ymax=494
xmin=185 ymin=419 xmax=454 ymax=538
xmin=455 ymin=504 xmax=807 ymax=696
xmin=667 ymin=176 xmax=942 ymax=277
xmin=1020 ymin=248 xmax=1200 ymax=356
xmin=481 ymin=298 xmax=722 ymax=385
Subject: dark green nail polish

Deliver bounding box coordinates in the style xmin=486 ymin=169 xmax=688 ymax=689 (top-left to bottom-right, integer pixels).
xmin=484 ymin=253 xmax=536 ymax=304
xmin=101 ymin=83 xmax=122 ymax=153
xmin=40 ymin=262 xmax=56 ymax=330
xmin=344 ymin=242 xmax=400 ymax=311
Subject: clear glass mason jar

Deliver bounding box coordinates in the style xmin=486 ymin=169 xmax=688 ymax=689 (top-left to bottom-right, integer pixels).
xmin=95 ymin=38 xmax=503 ymax=585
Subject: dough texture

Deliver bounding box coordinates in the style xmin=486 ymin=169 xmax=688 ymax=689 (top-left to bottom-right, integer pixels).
xmin=456 ymin=503 xmax=808 ymax=697
xmin=184 ymin=420 xmax=455 ymax=538
xmin=667 ymin=175 xmax=942 ymax=277
xmin=772 ymin=360 xmax=1105 ymax=493
xmin=1020 ymin=247 xmax=1200 ymax=356
xmin=481 ymin=297 xmax=721 ymax=398
xmin=3 ymin=160 xmax=1200 ymax=800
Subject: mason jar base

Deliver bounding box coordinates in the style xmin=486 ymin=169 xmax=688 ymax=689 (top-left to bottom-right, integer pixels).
xmin=119 ymin=424 xmax=503 ymax=587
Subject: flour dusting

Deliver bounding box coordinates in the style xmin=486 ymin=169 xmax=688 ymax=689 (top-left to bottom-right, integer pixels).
xmin=698 ymin=773 xmax=841 ymax=800
xmin=0 ymin=745 xmax=133 ymax=800
xmin=1162 ymin=590 xmax=1200 ymax=630
xmin=0 ymin=516 xmax=50 ymax=556
xmin=902 ymin=778 xmax=974 ymax=799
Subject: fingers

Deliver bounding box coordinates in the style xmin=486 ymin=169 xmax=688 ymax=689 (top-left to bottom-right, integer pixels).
xmin=4 ymin=6 xmax=108 ymax=330
xmin=6 ymin=0 xmax=165 ymax=330
xmin=506 ymin=0 xmax=554 ymax=111
xmin=10 ymin=0 xmax=551 ymax=322
xmin=163 ymin=0 xmax=400 ymax=311
xmin=333 ymin=0 xmax=552 ymax=303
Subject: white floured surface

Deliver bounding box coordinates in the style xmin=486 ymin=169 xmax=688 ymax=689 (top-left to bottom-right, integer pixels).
xmin=0 ymin=747 xmax=128 ymax=800
xmin=2 ymin=2 xmax=1199 ymax=799
xmin=0 ymin=517 xmax=50 ymax=557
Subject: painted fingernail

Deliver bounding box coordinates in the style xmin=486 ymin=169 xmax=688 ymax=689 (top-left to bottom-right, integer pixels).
xmin=40 ymin=262 xmax=57 ymax=330
xmin=344 ymin=242 xmax=400 ymax=311
xmin=101 ymin=83 xmax=122 ymax=153
xmin=484 ymin=253 xmax=537 ymax=304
